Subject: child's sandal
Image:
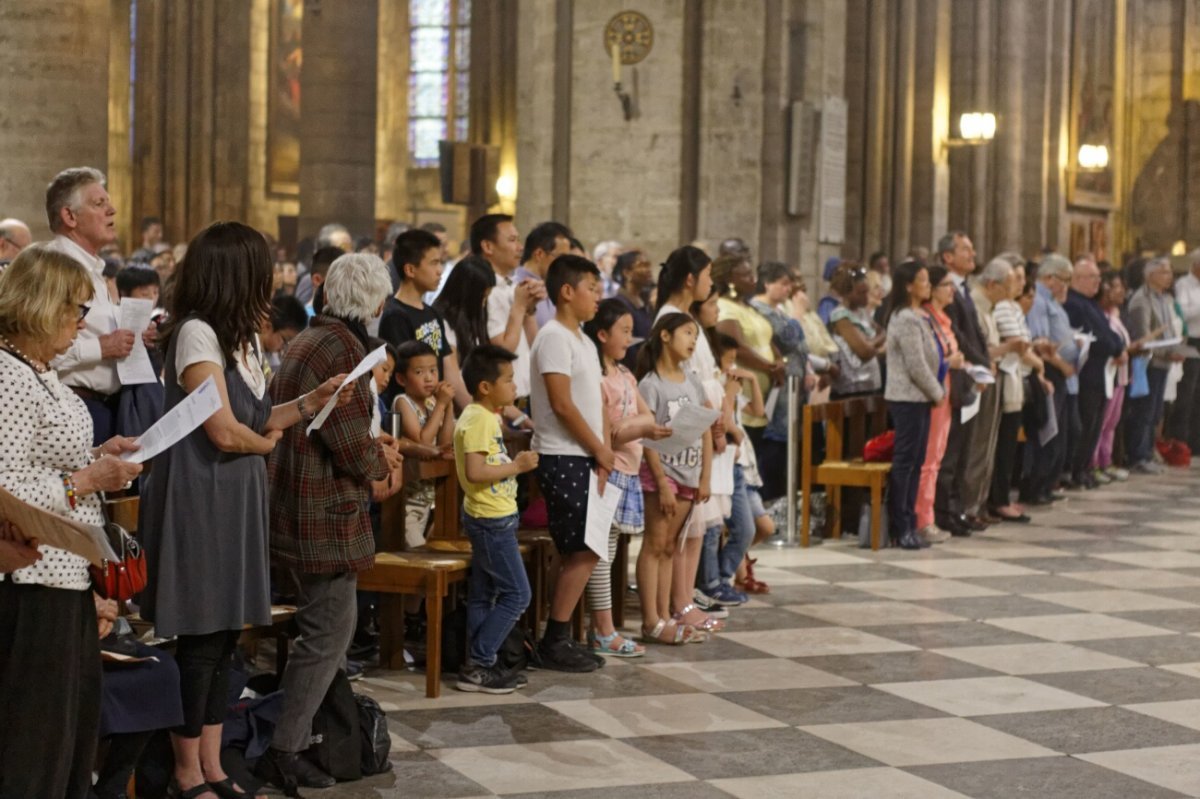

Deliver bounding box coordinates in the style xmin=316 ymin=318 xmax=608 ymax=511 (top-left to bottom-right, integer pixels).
xmin=590 ymin=630 xmax=646 ymax=658
xmin=640 ymin=618 xmax=704 ymax=645
xmin=674 ymin=603 xmax=725 ymax=634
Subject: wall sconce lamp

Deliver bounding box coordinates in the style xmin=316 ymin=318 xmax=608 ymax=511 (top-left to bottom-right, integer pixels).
xmin=1077 ymin=144 xmax=1110 ymax=171
xmin=944 ymin=112 xmax=996 ymax=151
xmin=610 ymin=43 xmax=634 ymax=121
xmin=495 ymin=173 xmax=516 ymax=203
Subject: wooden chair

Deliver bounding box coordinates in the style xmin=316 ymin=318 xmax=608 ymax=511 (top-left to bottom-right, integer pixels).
xmin=800 ymin=396 xmax=892 ymax=550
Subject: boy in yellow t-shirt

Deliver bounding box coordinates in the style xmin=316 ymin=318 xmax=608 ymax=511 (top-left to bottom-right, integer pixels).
xmin=453 ymin=344 xmax=539 ymax=694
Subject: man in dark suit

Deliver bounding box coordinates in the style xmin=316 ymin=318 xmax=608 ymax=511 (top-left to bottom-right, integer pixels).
xmin=1064 ymin=257 xmax=1126 ymax=487
xmin=935 ymin=231 xmax=992 ymax=536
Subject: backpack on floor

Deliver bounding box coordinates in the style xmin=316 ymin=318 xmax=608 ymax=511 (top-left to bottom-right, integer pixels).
xmin=306 ymin=670 xmax=362 ymax=782
xmin=355 ymin=694 xmax=392 ymax=776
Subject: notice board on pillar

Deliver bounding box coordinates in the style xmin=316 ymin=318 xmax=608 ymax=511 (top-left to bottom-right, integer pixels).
xmin=819 ymin=96 xmax=847 ymax=245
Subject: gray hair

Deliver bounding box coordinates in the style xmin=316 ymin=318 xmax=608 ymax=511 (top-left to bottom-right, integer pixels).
xmin=45 ymin=167 xmax=106 ymax=232
xmin=317 ymin=222 xmax=350 ymax=249
xmin=1144 ymin=256 xmax=1173 ymax=277
xmin=994 ymin=250 xmax=1024 ymax=268
xmin=978 ymin=257 xmax=1015 ymax=285
xmin=1038 ymin=253 xmax=1073 ymax=281
xmin=592 ymin=240 xmax=622 ymax=263
xmin=323 ymin=253 xmax=392 ymax=323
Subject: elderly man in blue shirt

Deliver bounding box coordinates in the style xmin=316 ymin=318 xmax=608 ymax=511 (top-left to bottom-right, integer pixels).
xmin=1020 ymin=254 xmax=1079 ymax=505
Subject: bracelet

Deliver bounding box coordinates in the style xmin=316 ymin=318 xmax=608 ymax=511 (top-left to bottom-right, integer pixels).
xmin=298 ymin=391 xmax=317 ymax=423
xmin=62 ymin=473 xmax=77 ymax=510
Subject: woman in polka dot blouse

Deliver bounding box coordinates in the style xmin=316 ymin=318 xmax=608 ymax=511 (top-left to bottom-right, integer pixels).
xmin=0 ymin=245 xmax=144 ymax=799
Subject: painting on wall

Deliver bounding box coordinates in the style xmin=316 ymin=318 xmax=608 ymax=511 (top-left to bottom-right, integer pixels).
xmin=1068 ymin=0 xmax=1121 ymax=209
xmin=267 ymin=0 xmax=303 ymax=197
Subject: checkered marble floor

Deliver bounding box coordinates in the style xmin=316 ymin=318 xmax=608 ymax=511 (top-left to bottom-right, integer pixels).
xmin=319 ymin=468 xmax=1200 ymax=798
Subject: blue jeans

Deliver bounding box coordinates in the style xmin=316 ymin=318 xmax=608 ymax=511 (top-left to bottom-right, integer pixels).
xmin=462 ymin=513 xmax=531 ymax=668
xmin=887 ymin=401 xmax=931 ymax=539
xmin=699 ymin=465 xmax=756 ymax=590
xmin=1125 ymin=366 xmax=1169 ymax=465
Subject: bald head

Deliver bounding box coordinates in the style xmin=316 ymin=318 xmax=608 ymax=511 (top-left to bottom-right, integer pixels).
xmin=0 ymin=219 xmax=31 ymax=261
xmin=1071 ymin=256 xmax=1101 ymax=298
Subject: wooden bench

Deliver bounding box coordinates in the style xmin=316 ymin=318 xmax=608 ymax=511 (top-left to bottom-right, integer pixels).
xmin=356 ymin=547 xmax=471 ymax=698
xmin=800 ymin=396 xmax=891 ymax=550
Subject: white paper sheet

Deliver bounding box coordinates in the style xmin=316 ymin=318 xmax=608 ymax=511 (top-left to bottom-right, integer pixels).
xmin=1104 ymin=359 xmax=1118 ymax=399
xmin=960 ymin=392 xmax=981 ymax=423
xmin=710 ymin=448 xmax=736 ymax=496
xmin=0 ymin=484 xmax=117 ymax=567
xmin=306 ymin=345 xmax=387 ymax=434
xmin=121 ymin=375 xmax=222 ymax=464
xmin=115 ymin=298 xmax=158 ymax=385
xmin=1142 ymin=337 xmax=1184 ymax=350
xmin=763 ymin=386 xmax=781 ymax=421
xmin=966 ymin=364 xmax=995 ymax=385
xmin=1038 ymin=392 xmax=1059 ymax=445
xmin=584 ymin=471 xmax=622 ymax=562
xmin=1075 ymin=330 xmax=1095 ymax=372
xmin=641 ymin=403 xmax=721 ymax=458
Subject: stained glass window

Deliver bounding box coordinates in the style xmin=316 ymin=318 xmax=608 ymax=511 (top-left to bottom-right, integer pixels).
xmin=409 ymin=0 xmax=470 ymax=167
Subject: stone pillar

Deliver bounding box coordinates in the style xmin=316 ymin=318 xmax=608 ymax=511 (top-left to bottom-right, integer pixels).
xmin=968 ymin=0 xmax=993 ymax=253
xmin=299 ymin=0 xmax=379 ymax=240
xmin=889 ymin=0 xmax=917 ymax=260
xmin=990 ymin=0 xmax=1025 ymax=252
xmin=0 ymin=0 xmax=110 ymax=239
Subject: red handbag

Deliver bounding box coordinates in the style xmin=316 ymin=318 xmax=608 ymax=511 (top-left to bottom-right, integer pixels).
xmin=89 ymin=522 xmax=147 ymax=601
xmin=864 ymin=430 xmax=895 ymax=462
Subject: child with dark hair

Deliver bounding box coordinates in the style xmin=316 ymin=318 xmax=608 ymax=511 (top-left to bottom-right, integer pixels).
xmin=394 ymin=339 xmax=454 ymax=549
xmin=529 ymin=254 xmax=611 ymax=671
xmin=635 ymin=313 xmax=714 ymax=644
xmin=582 ymin=299 xmax=671 ymax=657
xmin=453 ymin=344 xmax=539 ymax=693
xmin=116 ymin=264 xmax=161 ymax=305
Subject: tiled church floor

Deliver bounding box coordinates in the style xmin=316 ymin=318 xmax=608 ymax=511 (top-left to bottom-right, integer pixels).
xmin=319 ymin=469 xmax=1200 ymax=798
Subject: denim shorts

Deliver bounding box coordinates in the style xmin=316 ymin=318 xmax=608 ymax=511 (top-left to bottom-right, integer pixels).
xmin=746 ymin=485 xmax=767 ymax=519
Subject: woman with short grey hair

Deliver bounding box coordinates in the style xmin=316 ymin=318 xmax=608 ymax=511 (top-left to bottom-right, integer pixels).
xmin=259 ymin=252 xmax=403 ymax=792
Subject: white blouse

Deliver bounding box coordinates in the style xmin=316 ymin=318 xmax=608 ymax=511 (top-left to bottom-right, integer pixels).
xmin=0 ymin=351 xmax=104 ymax=590
xmin=175 ymin=319 xmax=267 ymax=399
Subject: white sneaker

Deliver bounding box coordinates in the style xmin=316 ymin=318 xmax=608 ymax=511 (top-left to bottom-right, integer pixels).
xmin=1105 ymin=467 xmax=1130 ymax=481
xmin=918 ymin=525 xmax=951 ymax=544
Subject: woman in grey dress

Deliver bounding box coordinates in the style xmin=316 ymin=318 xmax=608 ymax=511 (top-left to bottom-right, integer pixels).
xmin=140 ymin=222 xmax=345 ymax=799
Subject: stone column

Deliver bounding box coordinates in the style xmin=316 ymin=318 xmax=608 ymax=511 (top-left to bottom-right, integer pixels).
xmin=0 ymin=0 xmax=110 ymax=239
xmin=299 ymin=0 xmax=379 ymax=240
xmin=990 ymin=0 xmax=1025 ymax=252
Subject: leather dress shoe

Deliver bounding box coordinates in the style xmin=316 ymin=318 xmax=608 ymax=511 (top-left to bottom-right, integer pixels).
xmin=890 ymin=531 xmax=927 ymax=550
xmin=964 ymin=515 xmax=990 ymax=532
xmin=255 ymin=747 xmax=336 ymax=792
xmin=936 ymin=515 xmax=972 ymax=537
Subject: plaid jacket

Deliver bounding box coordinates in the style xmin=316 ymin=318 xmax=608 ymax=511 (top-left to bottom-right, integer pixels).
xmin=268 ymin=316 xmax=389 ymax=573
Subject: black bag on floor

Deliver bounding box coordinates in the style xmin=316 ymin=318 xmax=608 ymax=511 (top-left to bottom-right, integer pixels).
xmin=306 ymin=670 xmax=362 ymax=782
xmin=355 ymin=694 xmax=392 ymax=776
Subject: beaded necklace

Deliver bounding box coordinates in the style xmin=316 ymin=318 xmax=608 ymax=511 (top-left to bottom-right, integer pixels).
xmin=0 ymin=334 xmax=49 ymax=374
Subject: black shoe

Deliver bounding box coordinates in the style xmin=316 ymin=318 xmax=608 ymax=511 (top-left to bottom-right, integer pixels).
xmin=255 ymin=747 xmax=336 ymax=792
xmin=890 ymin=531 xmax=925 ymax=550
xmin=456 ymin=663 xmax=520 ymax=694
xmin=936 ymin=515 xmax=971 ymax=537
xmin=964 ymin=515 xmax=989 ymax=532
xmin=535 ymin=635 xmax=600 ymax=672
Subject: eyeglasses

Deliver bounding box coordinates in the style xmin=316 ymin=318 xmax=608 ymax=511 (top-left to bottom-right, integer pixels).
xmin=77 ymin=304 xmax=91 ymax=322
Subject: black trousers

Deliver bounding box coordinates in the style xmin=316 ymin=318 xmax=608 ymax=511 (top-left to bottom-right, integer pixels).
xmin=1167 ymin=351 xmax=1200 ymax=453
xmin=0 ymin=580 xmax=101 ymax=799
xmin=174 ymin=630 xmax=240 ymax=738
xmin=990 ymin=411 xmax=1023 ymax=509
xmin=1021 ymin=373 xmax=1069 ymax=501
xmin=934 ymin=401 xmax=975 ymax=522
xmin=1062 ymin=393 xmax=1082 ymax=480
xmin=888 ymin=401 xmax=931 ymax=539
xmin=1074 ymin=385 xmax=1108 ymax=479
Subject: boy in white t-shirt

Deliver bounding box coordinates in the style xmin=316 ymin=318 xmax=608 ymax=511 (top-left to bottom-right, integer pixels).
xmin=529 ymin=255 xmax=611 ymax=672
